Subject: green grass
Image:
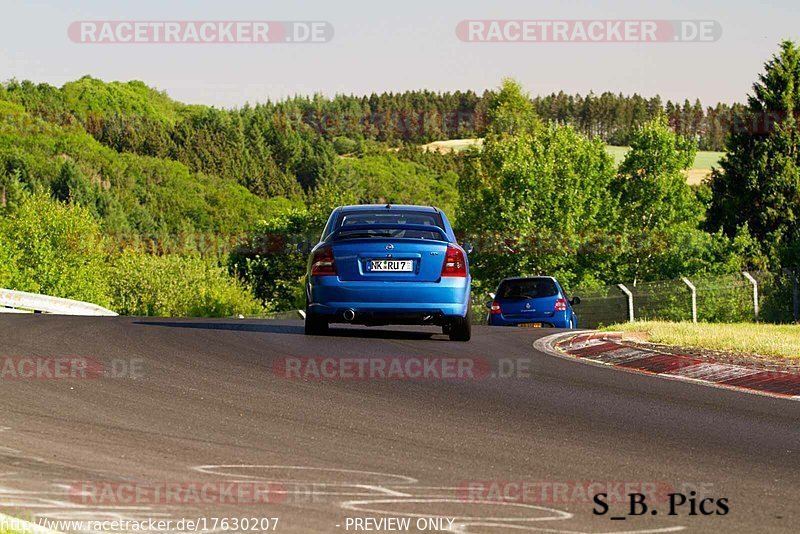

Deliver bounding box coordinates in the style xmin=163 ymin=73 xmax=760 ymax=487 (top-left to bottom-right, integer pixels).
xmin=602 ymin=320 xmax=800 ymax=360
xmin=604 ymin=145 xmax=631 ymax=166
xmin=421 ymin=138 xmax=483 ymax=153
xmin=692 ymin=150 xmax=724 ymax=169
xmin=605 ymin=145 xmax=723 ymax=169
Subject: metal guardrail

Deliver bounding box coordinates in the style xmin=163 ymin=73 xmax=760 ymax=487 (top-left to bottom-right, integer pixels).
xmin=0 ymin=288 xmax=118 ymax=316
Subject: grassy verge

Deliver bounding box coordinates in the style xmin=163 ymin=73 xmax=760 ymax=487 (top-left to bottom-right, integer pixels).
xmin=602 ymin=320 xmax=800 ymax=360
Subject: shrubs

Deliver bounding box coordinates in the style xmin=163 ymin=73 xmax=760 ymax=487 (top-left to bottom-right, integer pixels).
xmin=0 ymin=193 xmax=266 ymax=317
xmin=229 ymin=210 xmax=312 ymax=311
xmin=0 ymin=192 xmax=112 ymax=307
xmin=107 ymin=251 xmax=265 ymax=317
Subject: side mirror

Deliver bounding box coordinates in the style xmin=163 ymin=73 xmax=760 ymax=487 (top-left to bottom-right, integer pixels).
xmin=460 ymin=241 xmax=474 ymax=255
xmin=485 ymin=300 xmax=493 ymax=309
xmin=570 ymin=296 xmax=582 ymax=306
xmin=296 ymin=241 xmax=313 ymax=254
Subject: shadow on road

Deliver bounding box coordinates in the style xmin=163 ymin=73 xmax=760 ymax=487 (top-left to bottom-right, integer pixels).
xmin=134 ymin=320 xmax=441 ymax=340
xmin=134 ymin=321 xmax=305 ymax=334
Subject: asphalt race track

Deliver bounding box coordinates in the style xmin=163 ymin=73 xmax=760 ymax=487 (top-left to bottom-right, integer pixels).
xmin=0 ymin=316 xmax=798 ymax=533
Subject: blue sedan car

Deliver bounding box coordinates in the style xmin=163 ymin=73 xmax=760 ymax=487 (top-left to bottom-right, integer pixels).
xmin=487 ymin=276 xmax=580 ymax=329
xmin=304 ymin=204 xmax=472 ymax=341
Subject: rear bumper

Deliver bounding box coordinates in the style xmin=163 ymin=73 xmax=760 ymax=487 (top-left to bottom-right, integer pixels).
xmin=307 ymin=276 xmax=471 ymax=320
xmin=488 ymin=312 xmax=571 ymax=328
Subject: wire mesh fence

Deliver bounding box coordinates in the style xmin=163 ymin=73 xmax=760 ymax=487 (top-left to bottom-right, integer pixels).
xmin=571 ymin=270 xmax=799 ymax=329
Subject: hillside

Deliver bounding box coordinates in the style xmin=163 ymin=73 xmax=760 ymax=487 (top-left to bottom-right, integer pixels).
xmin=0 ymin=77 xmax=462 ymax=252
xmin=0 ymin=97 xmax=288 ymax=243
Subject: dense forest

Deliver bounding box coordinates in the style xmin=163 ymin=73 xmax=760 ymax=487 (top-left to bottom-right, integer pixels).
xmin=1 ymin=40 xmax=798 ymax=318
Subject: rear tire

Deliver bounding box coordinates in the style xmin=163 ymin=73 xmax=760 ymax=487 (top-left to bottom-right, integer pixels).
xmin=448 ymin=302 xmax=472 ymax=342
xmin=304 ymin=304 xmax=329 ymax=336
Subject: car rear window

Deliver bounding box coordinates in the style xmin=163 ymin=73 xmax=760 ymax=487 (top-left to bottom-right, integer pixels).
xmin=339 ymin=210 xmax=443 ymax=228
xmin=334 ymin=210 xmax=445 ymax=240
xmin=498 ymin=279 xmax=559 ymax=299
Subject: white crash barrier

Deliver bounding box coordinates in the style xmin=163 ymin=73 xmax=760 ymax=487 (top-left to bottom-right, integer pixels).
xmin=0 ymin=288 xmax=117 ymax=316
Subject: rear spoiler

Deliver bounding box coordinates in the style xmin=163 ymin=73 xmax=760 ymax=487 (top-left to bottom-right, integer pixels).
xmin=331 ymin=223 xmax=448 ymax=242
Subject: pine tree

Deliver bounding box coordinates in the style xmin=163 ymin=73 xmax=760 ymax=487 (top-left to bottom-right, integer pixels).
xmin=708 ymin=40 xmax=800 ymax=268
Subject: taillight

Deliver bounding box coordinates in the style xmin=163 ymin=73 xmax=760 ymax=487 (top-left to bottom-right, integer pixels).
xmin=490 ymin=302 xmax=502 ymax=315
xmin=441 ymin=245 xmax=467 ymax=277
xmin=555 ymin=298 xmax=567 ymax=311
xmin=310 ymin=246 xmax=336 ymax=276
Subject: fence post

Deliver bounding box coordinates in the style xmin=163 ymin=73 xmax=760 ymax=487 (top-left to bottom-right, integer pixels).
xmin=681 ymin=277 xmax=697 ymax=324
xmin=617 ymin=283 xmax=634 ymax=323
xmin=742 ymin=271 xmax=759 ymax=322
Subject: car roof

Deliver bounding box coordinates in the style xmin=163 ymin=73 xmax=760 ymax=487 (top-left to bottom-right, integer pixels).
xmin=338 ymin=204 xmax=440 ymax=213
xmin=499 ymin=276 xmax=558 ymax=283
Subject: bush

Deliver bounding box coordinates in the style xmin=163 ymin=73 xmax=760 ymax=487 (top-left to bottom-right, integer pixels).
xmin=229 ymin=210 xmax=313 ymax=311
xmin=332 ymin=136 xmax=358 ymax=155
xmin=108 ymin=251 xmax=266 ymax=317
xmin=0 ymin=192 xmax=111 ymax=306
xmin=0 ymin=234 xmax=14 ymax=287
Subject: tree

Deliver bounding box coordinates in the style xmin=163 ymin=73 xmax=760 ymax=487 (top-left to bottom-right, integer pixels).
xmin=707 ymin=40 xmax=800 ymax=269
xmin=614 ymin=115 xmax=699 ymax=234
xmin=51 ymin=160 xmax=97 ymax=211
xmin=485 ymin=79 xmax=541 ymax=135
xmin=611 ymin=115 xmax=713 ymax=283
xmin=0 ymin=167 xmax=24 ymax=211
xmin=457 ymin=79 xmax=618 ymax=290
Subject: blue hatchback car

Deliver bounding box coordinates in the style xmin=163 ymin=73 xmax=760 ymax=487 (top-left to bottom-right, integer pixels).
xmin=487 ymin=276 xmax=580 ymax=329
xmin=304 ymin=204 xmax=472 ymax=341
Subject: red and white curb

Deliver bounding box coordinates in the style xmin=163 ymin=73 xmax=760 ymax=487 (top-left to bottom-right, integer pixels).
xmin=535 ymin=331 xmax=800 ymax=401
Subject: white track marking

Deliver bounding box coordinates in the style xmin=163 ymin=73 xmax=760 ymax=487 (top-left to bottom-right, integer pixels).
xmin=355 ymin=484 xmax=413 ymax=497
xmin=192 ymin=464 xmax=418 ymax=485
xmin=450 ymin=523 xmax=686 ymax=533
xmin=587 ymin=348 xmax=653 ymax=365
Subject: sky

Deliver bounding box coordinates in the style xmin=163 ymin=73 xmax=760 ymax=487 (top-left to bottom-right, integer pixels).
xmin=1 ymin=0 xmax=797 ymax=108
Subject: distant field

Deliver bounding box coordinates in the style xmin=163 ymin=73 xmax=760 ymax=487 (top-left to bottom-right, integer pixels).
xmin=422 ymin=139 xmax=724 ymax=184
xmin=421 ymin=138 xmax=484 ymax=153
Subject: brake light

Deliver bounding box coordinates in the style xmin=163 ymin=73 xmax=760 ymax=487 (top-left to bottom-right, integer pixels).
xmin=310 ymin=246 xmax=336 ymax=276
xmin=555 ymin=298 xmax=567 ymax=311
xmin=490 ymin=302 xmax=502 ymax=315
xmin=441 ymin=245 xmax=467 ymax=277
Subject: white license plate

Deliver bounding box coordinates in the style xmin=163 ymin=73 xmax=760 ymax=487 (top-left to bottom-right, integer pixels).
xmin=367 ymin=259 xmax=413 ymax=272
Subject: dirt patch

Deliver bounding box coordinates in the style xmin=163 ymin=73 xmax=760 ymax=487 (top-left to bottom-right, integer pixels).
xmin=684 ymin=168 xmax=712 ymax=185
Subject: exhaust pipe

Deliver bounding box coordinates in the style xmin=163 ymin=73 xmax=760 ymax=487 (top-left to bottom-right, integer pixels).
xmin=342 ymin=309 xmax=356 ymax=322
